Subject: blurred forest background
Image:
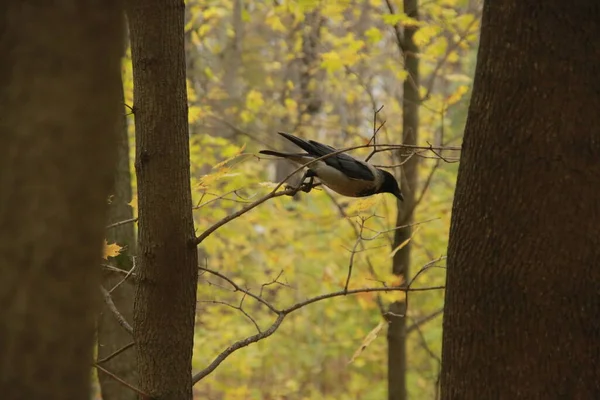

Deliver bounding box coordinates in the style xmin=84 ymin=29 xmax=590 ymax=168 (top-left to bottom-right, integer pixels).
xmin=104 ymin=0 xmax=480 ymax=399
xmin=6 ymin=1 xmax=598 ymax=400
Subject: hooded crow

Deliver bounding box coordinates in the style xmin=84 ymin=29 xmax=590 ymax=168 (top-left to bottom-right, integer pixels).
xmin=260 ymin=132 xmax=403 ymax=201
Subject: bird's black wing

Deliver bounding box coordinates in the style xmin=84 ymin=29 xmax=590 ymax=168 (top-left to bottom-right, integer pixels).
xmin=277 ymin=132 xmax=375 ymax=181
xmin=307 ymin=140 xmax=375 ymax=181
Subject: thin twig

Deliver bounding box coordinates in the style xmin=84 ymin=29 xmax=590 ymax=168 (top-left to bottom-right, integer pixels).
xmin=106 ymin=217 xmax=138 ymax=230
xmin=406 ymin=308 xmax=443 ymax=334
xmin=102 ymin=263 xmax=135 ymax=275
xmin=199 ymin=266 xmax=280 ymax=314
xmin=192 ymin=142 xmax=461 ymax=246
xmin=199 ymin=298 xmax=262 ymax=333
xmin=94 ymin=363 xmax=150 ymax=399
xmin=259 ymin=270 xmax=289 ymax=297
xmin=360 ymin=217 xmax=439 ymax=241
xmin=324 ymin=192 xmax=387 ymax=315
xmin=109 ymin=258 xmax=137 ymax=294
xmin=413 ymin=318 xmax=442 ymax=365
xmin=344 ymin=230 xmax=363 ymax=292
xmin=282 ymin=284 xmax=445 ymax=314
xmin=100 ymin=286 xmax=133 ymax=335
xmin=191 ymin=313 xmax=286 ymax=383
xmin=96 ymin=342 xmax=135 ymax=364
xmin=191 ymin=282 xmax=445 ymax=385
xmin=407 ymin=256 xmax=447 ymax=288
xmin=365 ymin=105 xmax=385 ymax=162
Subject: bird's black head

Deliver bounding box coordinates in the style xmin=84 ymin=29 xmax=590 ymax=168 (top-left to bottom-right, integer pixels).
xmin=379 ymin=169 xmax=403 ymax=201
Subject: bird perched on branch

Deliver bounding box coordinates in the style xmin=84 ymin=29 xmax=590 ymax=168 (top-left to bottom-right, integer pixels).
xmin=259 ymin=132 xmax=403 ymax=201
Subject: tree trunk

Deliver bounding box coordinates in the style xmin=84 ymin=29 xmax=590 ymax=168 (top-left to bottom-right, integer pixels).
xmin=0 ymin=2 xmax=123 ymax=399
xmin=441 ymin=2 xmax=600 ymax=399
xmin=97 ymin=79 xmax=139 ymax=399
xmin=126 ymin=0 xmax=199 ymax=398
xmin=388 ymin=0 xmax=419 ymax=399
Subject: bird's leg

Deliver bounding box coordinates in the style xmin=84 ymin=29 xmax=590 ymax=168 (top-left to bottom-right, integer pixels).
xmin=300 ymin=170 xmax=316 ymax=193
xmin=285 ymin=170 xmax=315 ymax=194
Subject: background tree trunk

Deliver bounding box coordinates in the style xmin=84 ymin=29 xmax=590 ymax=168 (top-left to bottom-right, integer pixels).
xmin=97 ymin=80 xmax=138 ymax=399
xmin=0 ymin=2 xmax=123 ymax=399
xmin=441 ymin=1 xmax=600 ymax=399
xmin=388 ymin=0 xmax=419 ymax=399
xmin=126 ymin=0 xmax=199 ymax=398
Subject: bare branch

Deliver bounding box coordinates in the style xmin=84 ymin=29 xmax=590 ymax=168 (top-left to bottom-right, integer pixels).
xmin=407 ymin=256 xmax=447 ymax=288
xmin=192 ymin=142 xmax=460 ymax=246
xmin=360 ymin=217 xmax=439 ymax=241
xmin=282 ymin=284 xmax=444 ymax=315
xmin=94 ymin=363 xmax=150 ymax=399
xmin=344 ymin=228 xmax=363 ymax=292
xmin=324 ymin=192 xmax=387 ymax=315
xmin=191 ymin=281 xmax=444 ymax=385
xmin=199 ymin=298 xmax=262 ymax=333
xmin=365 ymin=105 xmax=386 ymax=162
xmin=193 ymin=189 xmax=255 ymax=209
xmin=102 ymin=263 xmax=136 ymax=275
xmin=96 ymin=341 xmax=135 ymax=364
xmin=384 ymin=0 xmax=405 ymax=53
xmin=123 ymin=103 xmax=135 ymax=116
xmin=259 ymin=270 xmax=289 ymax=298
xmin=108 ymin=257 xmax=137 ymax=294
xmin=199 ymin=266 xmax=280 ymax=314
xmin=191 ymin=313 xmax=286 ymax=384
xmin=412 ymin=317 xmax=442 ymax=366
xmin=106 ymin=217 xmax=138 ymax=230
xmin=100 ymin=285 xmax=133 ymax=335
xmin=406 ymin=308 xmax=443 ymax=334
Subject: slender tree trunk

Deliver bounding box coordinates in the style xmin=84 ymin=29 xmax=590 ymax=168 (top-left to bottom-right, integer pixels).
xmin=0 ymin=2 xmax=123 ymax=399
xmin=126 ymin=0 xmax=199 ymax=398
xmin=97 ymin=79 xmax=138 ymax=399
xmin=388 ymin=0 xmax=419 ymax=399
xmin=441 ymin=2 xmax=600 ymax=399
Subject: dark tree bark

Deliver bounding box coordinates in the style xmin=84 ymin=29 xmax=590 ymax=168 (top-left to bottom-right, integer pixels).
xmin=388 ymin=0 xmax=419 ymax=399
xmin=126 ymin=0 xmax=199 ymax=398
xmin=441 ymin=2 xmax=600 ymax=399
xmin=97 ymin=80 xmax=138 ymax=399
xmin=0 ymin=2 xmax=123 ymax=399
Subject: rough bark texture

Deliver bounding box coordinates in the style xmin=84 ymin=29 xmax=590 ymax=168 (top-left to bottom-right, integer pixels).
xmin=97 ymin=80 xmax=139 ymax=400
xmin=126 ymin=0 xmax=199 ymax=398
xmin=388 ymin=0 xmax=419 ymax=399
xmin=0 ymin=2 xmax=123 ymax=399
xmin=441 ymin=2 xmax=600 ymax=399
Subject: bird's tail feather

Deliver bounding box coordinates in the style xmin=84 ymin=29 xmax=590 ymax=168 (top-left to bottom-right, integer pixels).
xmin=277 ymin=132 xmax=314 ymax=154
xmin=259 ymin=150 xmax=305 ymax=158
xmin=259 ymin=150 xmax=313 ymax=165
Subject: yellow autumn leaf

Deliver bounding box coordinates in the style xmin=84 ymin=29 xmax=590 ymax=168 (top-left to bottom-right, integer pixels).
xmin=348 ymin=321 xmax=385 ymax=364
xmin=246 ymin=90 xmax=264 ymax=113
xmin=213 ymin=145 xmax=247 ymax=170
xmin=265 ymin=11 xmax=286 ymax=33
xmin=413 ymin=25 xmax=441 ymax=47
xmin=284 ymin=98 xmax=297 ymax=113
xmin=380 ymin=288 xmax=407 ymax=304
xmin=446 ymin=85 xmax=469 ymax=106
xmin=364 ymin=27 xmax=383 ymax=44
xmin=103 ymin=240 xmax=122 ymax=259
xmin=128 ymin=194 xmax=138 ymax=210
xmin=345 ymin=196 xmax=379 ymax=216
xmin=188 ymin=105 xmax=203 ymax=123
xmin=258 ymin=181 xmax=279 ymax=189
xmin=321 ymin=51 xmax=344 ymax=73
